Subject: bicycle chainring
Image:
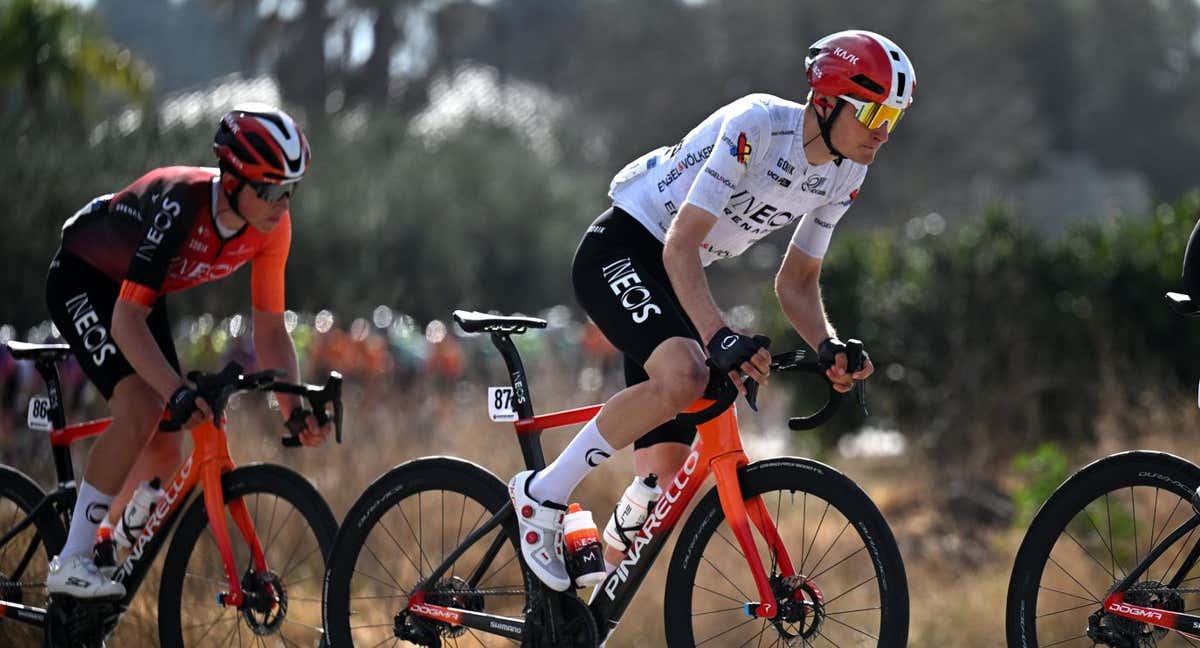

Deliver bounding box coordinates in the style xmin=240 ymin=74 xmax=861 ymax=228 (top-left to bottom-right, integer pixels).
xmin=44 ymin=596 xmax=120 ymax=648
xmin=522 ymin=591 xmax=597 ymax=648
xmin=1089 ymin=581 xmax=1184 ymax=647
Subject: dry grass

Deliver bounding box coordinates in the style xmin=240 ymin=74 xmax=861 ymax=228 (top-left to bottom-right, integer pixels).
xmin=7 ymin=372 xmax=1200 ymax=647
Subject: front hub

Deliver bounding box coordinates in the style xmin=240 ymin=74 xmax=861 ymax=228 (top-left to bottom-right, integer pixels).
xmin=239 ymin=568 xmax=287 ymax=635
xmin=769 ymin=575 xmax=825 ymax=642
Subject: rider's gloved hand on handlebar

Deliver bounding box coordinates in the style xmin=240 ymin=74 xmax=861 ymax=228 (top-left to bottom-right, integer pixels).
xmin=283 ymin=406 xmax=333 ymax=447
xmin=817 ymin=337 xmax=874 ymax=394
xmin=706 ymin=327 xmax=772 ymax=396
xmin=162 ymin=384 xmax=212 ymax=431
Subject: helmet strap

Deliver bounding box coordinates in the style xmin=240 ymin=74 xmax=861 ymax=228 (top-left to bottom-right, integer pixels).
xmin=218 ymin=167 xmax=248 ymax=221
xmin=811 ymin=96 xmax=847 ymax=165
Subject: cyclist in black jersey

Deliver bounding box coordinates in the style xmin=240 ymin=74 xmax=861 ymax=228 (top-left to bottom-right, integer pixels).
xmin=508 ymin=31 xmax=917 ymax=592
xmin=44 ymin=105 xmax=331 ymax=599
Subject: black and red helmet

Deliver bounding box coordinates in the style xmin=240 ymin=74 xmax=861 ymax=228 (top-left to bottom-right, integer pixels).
xmin=213 ymin=103 xmax=310 ymax=185
xmin=805 ymin=30 xmax=916 ymax=110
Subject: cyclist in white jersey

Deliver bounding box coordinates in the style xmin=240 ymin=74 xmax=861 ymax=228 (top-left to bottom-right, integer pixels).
xmin=508 ymin=30 xmax=917 ymax=593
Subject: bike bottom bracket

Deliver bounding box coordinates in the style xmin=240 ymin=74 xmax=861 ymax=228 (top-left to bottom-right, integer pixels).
xmin=45 ymin=596 xmax=120 ymax=648
xmin=1087 ymin=581 xmax=1183 ymax=647
xmin=240 ymin=568 xmax=287 ymax=635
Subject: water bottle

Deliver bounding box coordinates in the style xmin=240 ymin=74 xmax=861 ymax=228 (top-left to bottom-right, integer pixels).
xmin=115 ymin=478 xmax=163 ymax=549
xmin=603 ymin=474 xmax=661 ymax=552
xmin=563 ymin=503 xmax=605 ymax=588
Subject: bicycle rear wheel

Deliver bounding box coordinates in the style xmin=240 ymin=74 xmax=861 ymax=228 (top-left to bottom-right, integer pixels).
xmin=157 ymin=463 xmax=337 ymax=647
xmin=1007 ymin=451 xmax=1200 ymax=647
xmin=0 ymin=465 xmax=64 ymax=647
xmin=664 ymin=457 xmax=908 ymax=647
xmin=323 ymin=456 xmax=528 ymax=647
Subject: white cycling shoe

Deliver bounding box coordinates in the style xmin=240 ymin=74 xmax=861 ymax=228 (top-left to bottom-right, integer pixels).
xmin=508 ymin=470 xmax=571 ymax=592
xmin=46 ymin=553 xmax=125 ymax=599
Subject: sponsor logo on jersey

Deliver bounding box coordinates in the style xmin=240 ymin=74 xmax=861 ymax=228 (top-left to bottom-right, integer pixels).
xmin=664 ymin=201 xmax=678 ymax=216
xmin=601 ymin=258 xmax=662 ymax=324
xmin=168 ymin=259 xmax=241 ymax=284
xmin=801 ymin=176 xmax=828 ymax=196
xmin=135 ymin=196 xmax=183 ymax=262
xmin=838 ymin=188 xmax=860 ymax=207
xmin=64 ymin=293 xmax=118 ymax=366
xmin=656 ymin=145 xmax=713 ymax=192
xmin=776 ymin=158 xmax=796 ymax=174
xmin=187 ymin=239 xmax=209 ymax=254
xmin=704 ymin=167 xmax=736 ymax=189
xmin=766 ymin=170 xmax=791 ymax=187
xmin=113 ymin=201 xmax=143 ymax=222
xmin=730 ymin=132 xmax=752 ymax=165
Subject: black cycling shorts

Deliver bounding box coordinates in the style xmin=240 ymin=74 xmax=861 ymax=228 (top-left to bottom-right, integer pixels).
xmin=572 ymin=207 xmax=702 ymax=449
xmin=45 ymin=249 xmax=179 ymax=400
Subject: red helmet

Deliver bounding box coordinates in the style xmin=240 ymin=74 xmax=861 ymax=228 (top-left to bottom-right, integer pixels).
xmin=213 ymin=103 xmax=310 ymax=185
xmin=805 ymin=30 xmax=915 ymax=110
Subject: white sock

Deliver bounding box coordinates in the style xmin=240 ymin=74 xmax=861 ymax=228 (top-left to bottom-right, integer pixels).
xmin=61 ymin=481 xmax=115 ymax=560
xmin=529 ymin=418 xmax=616 ymax=503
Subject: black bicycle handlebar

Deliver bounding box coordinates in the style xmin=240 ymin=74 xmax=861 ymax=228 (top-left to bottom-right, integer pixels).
xmin=674 ymin=341 xmax=866 ymax=431
xmin=158 ymin=362 xmax=344 ymax=446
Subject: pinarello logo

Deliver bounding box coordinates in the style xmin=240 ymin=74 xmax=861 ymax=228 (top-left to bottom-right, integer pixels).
xmin=731 ymin=132 xmax=752 ymax=165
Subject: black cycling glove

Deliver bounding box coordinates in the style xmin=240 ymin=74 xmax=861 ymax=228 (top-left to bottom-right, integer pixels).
xmin=161 ymin=385 xmax=199 ymax=432
xmin=817 ymin=337 xmax=870 ymax=372
xmin=706 ymin=327 xmax=770 ymax=374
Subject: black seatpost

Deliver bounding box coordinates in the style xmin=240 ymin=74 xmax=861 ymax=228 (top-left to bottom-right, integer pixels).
xmin=33 ymin=358 xmax=75 ymax=487
xmin=488 ymin=333 xmax=546 ymax=470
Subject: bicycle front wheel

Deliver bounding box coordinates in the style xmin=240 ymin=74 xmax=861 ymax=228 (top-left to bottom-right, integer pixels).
xmin=157 ymin=463 xmax=338 ymax=647
xmin=664 ymin=457 xmax=909 ymax=647
xmin=323 ymin=456 xmax=527 ymax=647
xmin=1007 ymin=451 xmax=1200 ymax=647
xmin=0 ymin=464 xmax=64 ymax=647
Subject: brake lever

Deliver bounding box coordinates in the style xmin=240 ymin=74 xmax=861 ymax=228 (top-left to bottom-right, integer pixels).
xmin=846 ymin=339 xmax=869 ymax=417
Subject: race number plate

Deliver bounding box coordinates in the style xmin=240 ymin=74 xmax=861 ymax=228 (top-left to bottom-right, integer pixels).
xmin=27 ymin=396 xmax=52 ymax=431
xmin=488 ymin=387 xmax=517 ymax=422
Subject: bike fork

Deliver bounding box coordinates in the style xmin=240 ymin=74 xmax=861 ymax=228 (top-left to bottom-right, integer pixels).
xmin=202 ymin=464 xmax=271 ymax=609
xmin=711 ymin=455 xmax=780 ymax=619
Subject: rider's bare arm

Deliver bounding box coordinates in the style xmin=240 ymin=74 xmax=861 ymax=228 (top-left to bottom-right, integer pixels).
xmin=112 ymin=297 xmax=188 ymax=401
xmin=662 ymin=204 xmax=724 ymax=341
xmin=253 ymin=308 xmax=330 ymax=445
xmin=774 ymin=244 xmax=836 ymax=349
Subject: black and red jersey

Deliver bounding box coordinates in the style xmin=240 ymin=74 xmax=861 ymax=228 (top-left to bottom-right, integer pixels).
xmin=60 ymin=166 xmax=290 ymax=312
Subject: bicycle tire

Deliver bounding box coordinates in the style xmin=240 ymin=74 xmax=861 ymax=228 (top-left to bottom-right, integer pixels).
xmin=323 ymin=456 xmax=527 ymax=647
xmin=664 ymin=456 xmax=909 ymax=647
xmin=0 ymin=464 xmax=64 ymax=647
xmin=1006 ymin=450 xmax=1200 ymax=648
xmin=157 ymin=462 xmax=337 ymax=647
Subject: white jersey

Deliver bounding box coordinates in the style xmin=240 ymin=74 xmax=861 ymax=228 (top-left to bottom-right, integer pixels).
xmin=609 ymin=93 xmax=867 ymax=266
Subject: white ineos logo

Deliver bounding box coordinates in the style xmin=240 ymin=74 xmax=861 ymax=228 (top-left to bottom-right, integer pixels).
xmin=721 ymin=335 xmax=738 ymax=350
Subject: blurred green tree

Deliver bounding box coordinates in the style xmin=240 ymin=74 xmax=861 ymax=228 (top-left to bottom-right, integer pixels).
xmin=0 ymin=0 xmax=150 ymax=121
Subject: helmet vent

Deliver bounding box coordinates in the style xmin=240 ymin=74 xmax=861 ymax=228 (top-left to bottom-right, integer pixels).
xmin=244 ymin=132 xmax=282 ymax=169
xmin=850 ymin=74 xmax=885 ymax=95
xmin=889 ymin=50 xmax=901 ymax=61
xmin=896 ymin=73 xmax=907 ymax=98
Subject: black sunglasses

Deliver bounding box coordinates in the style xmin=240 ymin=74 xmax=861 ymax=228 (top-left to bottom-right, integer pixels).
xmin=249 ymin=180 xmax=298 ymax=203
